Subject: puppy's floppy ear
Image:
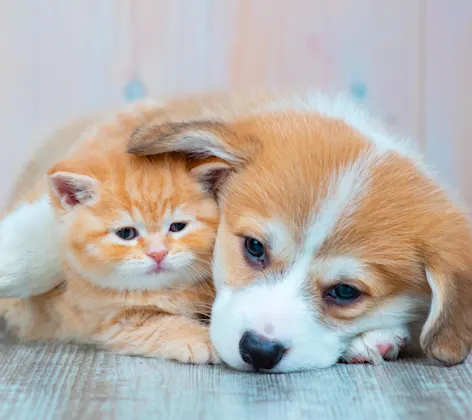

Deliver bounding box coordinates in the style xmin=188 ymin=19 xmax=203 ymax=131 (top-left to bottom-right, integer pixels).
xmin=128 ymin=120 xmax=258 ymax=166
xmin=188 ymin=158 xmax=233 ymax=195
xmin=421 ymin=246 xmax=472 ymax=366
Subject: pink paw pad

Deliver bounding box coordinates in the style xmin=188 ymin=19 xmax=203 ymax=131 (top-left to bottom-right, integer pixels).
xmin=377 ymin=343 xmax=393 ymax=358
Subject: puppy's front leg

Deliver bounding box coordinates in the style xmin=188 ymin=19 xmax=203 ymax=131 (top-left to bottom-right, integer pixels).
xmin=0 ymin=198 xmax=63 ymax=298
xmin=94 ymin=308 xmax=220 ymax=364
xmin=341 ymin=326 xmax=410 ymax=364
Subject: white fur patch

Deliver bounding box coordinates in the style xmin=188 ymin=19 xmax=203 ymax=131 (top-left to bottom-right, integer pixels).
xmin=306 ymin=153 xmax=377 ymax=252
xmin=280 ymin=153 xmax=378 ymax=291
xmin=95 ymin=264 xmax=191 ymax=292
xmin=0 ymin=196 xmax=63 ymax=297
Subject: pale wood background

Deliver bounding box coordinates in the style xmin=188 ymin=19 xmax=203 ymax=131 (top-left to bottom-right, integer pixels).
xmin=0 ymin=0 xmax=471 ymax=207
xmin=1 ymin=336 xmax=472 ymax=419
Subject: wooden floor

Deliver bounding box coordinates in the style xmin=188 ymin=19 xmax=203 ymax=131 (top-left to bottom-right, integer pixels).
xmin=0 ymin=331 xmax=471 ymax=420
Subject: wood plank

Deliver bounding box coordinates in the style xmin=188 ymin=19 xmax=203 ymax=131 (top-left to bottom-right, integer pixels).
xmin=0 ymin=0 xmax=423 ymax=206
xmin=0 ymin=336 xmax=471 ymax=419
xmin=424 ymin=0 xmax=472 ymax=206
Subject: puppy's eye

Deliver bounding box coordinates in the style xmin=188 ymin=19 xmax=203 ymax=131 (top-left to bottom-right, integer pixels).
xmin=325 ymin=284 xmax=361 ymax=305
xmin=115 ymin=227 xmax=139 ymax=240
xmin=244 ymin=237 xmax=265 ymax=262
xmin=169 ymin=222 xmax=187 ymax=233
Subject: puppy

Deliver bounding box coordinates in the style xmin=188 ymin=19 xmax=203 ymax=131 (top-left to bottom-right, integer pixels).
xmin=128 ymin=90 xmax=472 ymax=372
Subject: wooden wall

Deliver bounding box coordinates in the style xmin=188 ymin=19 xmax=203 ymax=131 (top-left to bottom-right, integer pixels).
xmin=0 ymin=0 xmax=471 ymax=206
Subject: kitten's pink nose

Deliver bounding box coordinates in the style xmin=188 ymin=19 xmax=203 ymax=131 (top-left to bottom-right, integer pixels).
xmin=147 ymin=250 xmax=168 ymax=264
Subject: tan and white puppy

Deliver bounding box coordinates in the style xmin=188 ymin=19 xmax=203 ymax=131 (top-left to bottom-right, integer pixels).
xmin=128 ymin=90 xmax=472 ymax=372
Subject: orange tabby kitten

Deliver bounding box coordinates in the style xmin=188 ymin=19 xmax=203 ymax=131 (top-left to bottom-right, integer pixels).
xmin=1 ymin=103 xmax=227 ymax=364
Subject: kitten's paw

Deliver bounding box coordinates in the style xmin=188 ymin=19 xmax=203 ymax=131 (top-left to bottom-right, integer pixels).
xmin=173 ymin=329 xmax=221 ymax=365
xmin=0 ymin=299 xmax=53 ymax=340
xmin=341 ymin=327 xmax=410 ymax=364
xmin=99 ymin=313 xmax=221 ymax=365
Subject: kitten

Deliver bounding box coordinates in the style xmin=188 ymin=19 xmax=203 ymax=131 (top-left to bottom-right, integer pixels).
xmin=0 ymin=104 xmax=227 ymax=364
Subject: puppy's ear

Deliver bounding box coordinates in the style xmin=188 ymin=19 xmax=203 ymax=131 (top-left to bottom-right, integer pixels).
xmin=421 ymin=248 xmax=472 ymax=366
xmin=189 ymin=158 xmax=233 ymax=195
xmin=128 ymin=120 xmax=258 ymax=166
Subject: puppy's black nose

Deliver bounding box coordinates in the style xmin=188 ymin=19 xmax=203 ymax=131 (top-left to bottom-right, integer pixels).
xmin=239 ymin=331 xmax=285 ymax=370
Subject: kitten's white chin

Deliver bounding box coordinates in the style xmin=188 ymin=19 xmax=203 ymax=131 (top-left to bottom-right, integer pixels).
xmin=146 ymin=265 xmax=167 ymax=275
xmin=95 ymin=270 xmax=191 ymax=292
xmin=67 ymin=250 xmax=200 ymax=291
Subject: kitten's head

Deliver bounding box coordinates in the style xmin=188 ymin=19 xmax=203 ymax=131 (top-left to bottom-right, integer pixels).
xmin=47 ymin=152 xmax=227 ymax=291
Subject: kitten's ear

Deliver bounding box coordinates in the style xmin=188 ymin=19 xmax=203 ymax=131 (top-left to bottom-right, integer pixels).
xmin=48 ymin=167 xmax=99 ymax=209
xmin=128 ymin=120 xmax=258 ymax=167
xmin=189 ymin=159 xmax=232 ymax=195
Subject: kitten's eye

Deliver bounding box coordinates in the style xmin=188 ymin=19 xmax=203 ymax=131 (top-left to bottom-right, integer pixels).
xmin=169 ymin=222 xmax=187 ymax=233
xmin=325 ymin=284 xmax=361 ymax=305
xmin=244 ymin=237 xmax=266 ymax=265
xmin=115 ymin=227 xmax=139 ymax=240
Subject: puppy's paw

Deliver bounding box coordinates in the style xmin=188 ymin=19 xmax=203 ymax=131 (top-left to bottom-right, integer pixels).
xmin=341 ymin=327 xmax=410 ymax=364
xmin=0 ymin=199 xmax=62 ymax=298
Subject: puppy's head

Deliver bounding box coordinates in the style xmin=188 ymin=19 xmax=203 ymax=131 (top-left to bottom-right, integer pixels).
xmin=129 ymin=95 xmax=472 ymax=371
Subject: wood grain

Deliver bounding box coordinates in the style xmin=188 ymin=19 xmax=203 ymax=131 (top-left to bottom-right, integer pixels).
xmin=1 ymin=0 xmax=453 ymax=207
xmin=424 ymin=0 xmax=472 ymax=206
xmin=0 ymin=334 xmax=471 ymax=420
xmin=0 ymin=2 xmax=470 ymax=203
